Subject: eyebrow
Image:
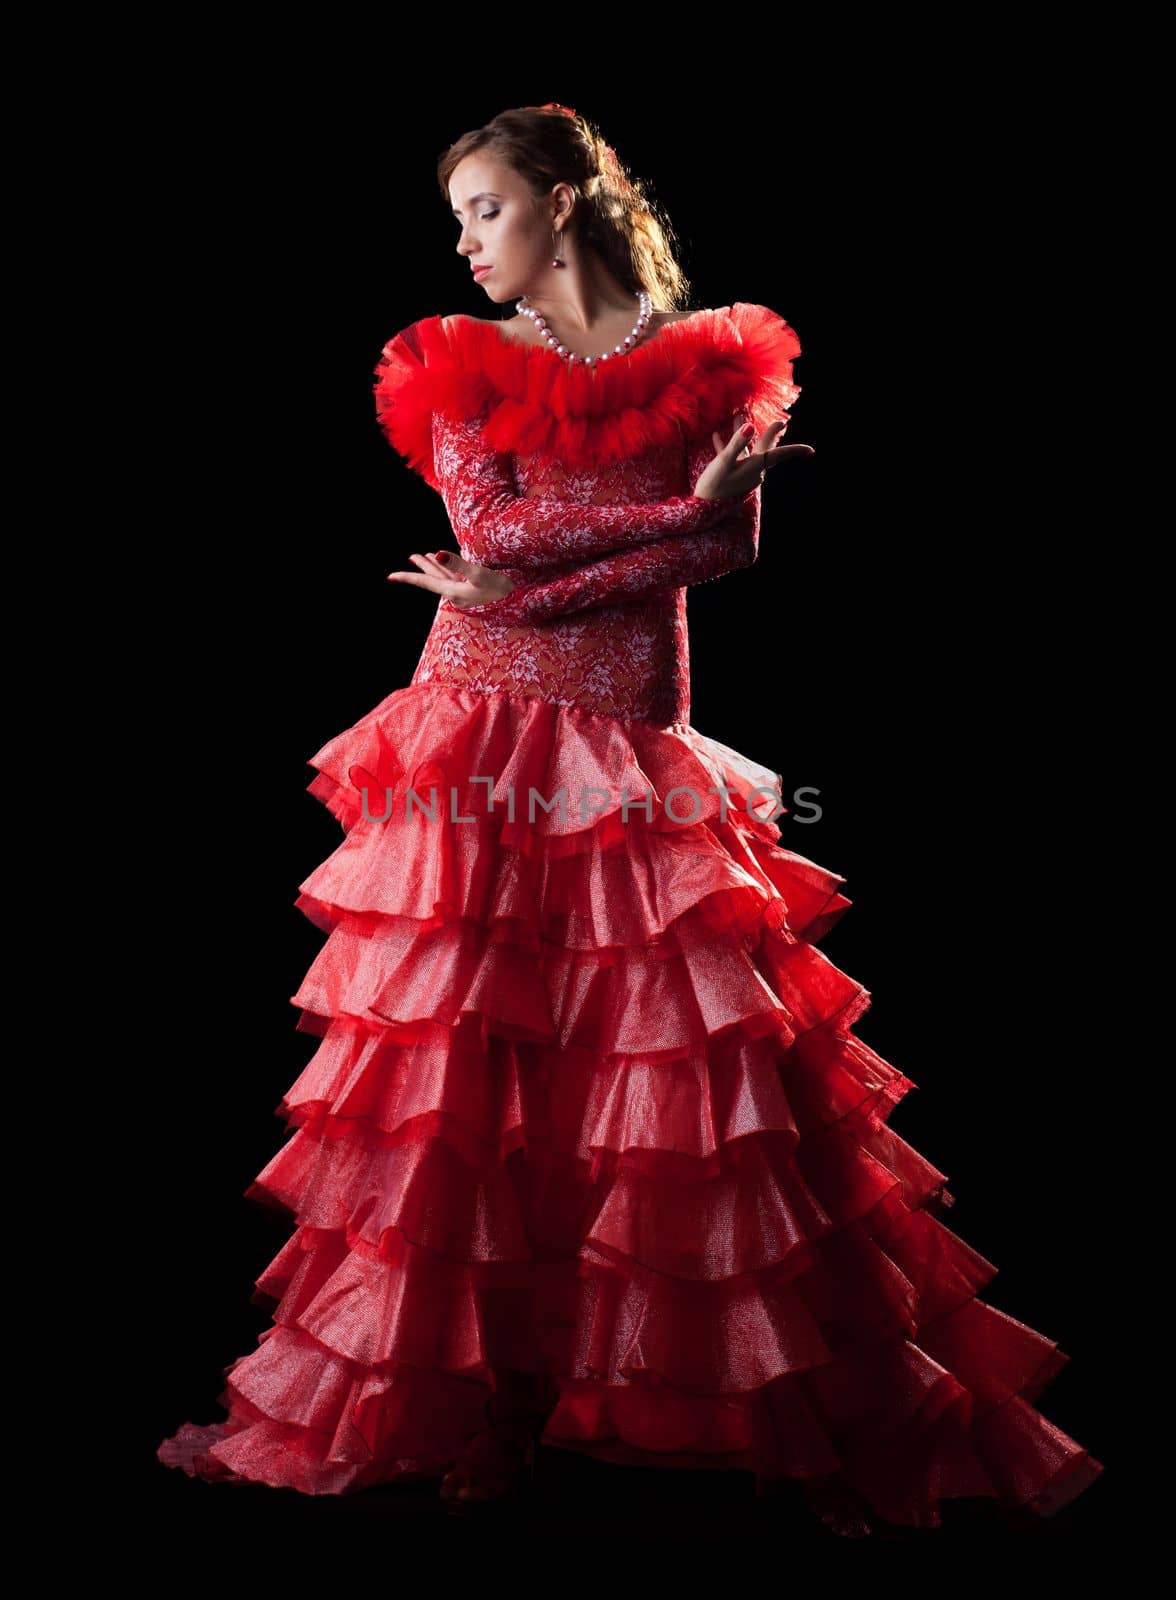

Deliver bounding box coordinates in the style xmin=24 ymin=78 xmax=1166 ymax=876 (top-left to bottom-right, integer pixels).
xmin=450 ymin=191 xmax=503 ymax=217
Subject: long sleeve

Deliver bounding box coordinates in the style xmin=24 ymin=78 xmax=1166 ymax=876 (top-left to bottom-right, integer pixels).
xmin=432 ymin=409 xmax=744 ymax=572
xmin=454 ymin=429 xmax=761 ymax=624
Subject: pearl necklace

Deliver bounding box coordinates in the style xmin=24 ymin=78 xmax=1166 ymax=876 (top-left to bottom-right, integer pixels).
xmin=515 ymin=290 xmax=654 ymax=366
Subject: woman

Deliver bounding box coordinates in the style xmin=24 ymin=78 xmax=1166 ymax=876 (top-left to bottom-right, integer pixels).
xmin=158 ymin=104 xmax=1103 ymax=1535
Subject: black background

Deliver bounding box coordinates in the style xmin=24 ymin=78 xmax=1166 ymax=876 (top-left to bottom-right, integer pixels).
xmin=110 ymin=50 xmax=1120 ymax=1559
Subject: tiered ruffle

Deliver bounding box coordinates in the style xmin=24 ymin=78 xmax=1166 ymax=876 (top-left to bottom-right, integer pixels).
xmin=158 ymin=683 xmax=1103 ymax=1523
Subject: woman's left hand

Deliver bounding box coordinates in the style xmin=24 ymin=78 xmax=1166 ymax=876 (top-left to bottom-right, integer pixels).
xmin=386 ymin=550 xmax=517 ymax=607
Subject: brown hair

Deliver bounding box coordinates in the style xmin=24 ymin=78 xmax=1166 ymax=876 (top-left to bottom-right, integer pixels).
xmin=437 ymin=104 xmax=692 ymax=312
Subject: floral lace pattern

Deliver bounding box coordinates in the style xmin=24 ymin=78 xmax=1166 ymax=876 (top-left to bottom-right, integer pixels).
xmin=432 ymin=409 xmax=735 ymax=571
xmin=410 ymin=423 xmax=761 ymax=725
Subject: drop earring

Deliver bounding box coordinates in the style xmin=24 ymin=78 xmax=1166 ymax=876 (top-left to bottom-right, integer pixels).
xmin=551 ymin=228 xmax=566 ymax=268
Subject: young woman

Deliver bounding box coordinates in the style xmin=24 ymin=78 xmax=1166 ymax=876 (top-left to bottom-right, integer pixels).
xmin=158 ymin=103 xmax=1103 ymax=1535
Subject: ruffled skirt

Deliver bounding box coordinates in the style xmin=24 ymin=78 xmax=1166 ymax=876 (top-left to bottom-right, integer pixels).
xmin=157 ymin=683 xmax=1103 ymax=1526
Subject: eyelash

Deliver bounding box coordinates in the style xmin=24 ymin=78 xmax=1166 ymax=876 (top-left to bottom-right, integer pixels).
xmin=457 ymin=210 xmax=499 ymax=226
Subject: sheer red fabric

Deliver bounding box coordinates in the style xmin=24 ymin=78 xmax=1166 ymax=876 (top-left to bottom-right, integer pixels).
xmin=158 ymin=306 xmax=1104 ymax=1528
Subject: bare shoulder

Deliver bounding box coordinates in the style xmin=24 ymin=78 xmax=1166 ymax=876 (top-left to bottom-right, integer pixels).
xmin=443 ymin=311 xmax=529 ymax=339
xmin=446 ymin=310 xmax=707 ymax=328
xmin=441 ymin=308 xmax=710 ymax=346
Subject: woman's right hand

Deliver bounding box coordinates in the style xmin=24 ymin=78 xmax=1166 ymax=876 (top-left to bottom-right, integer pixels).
xmin=694 ymin=415 xmax=815 ymax=501
xmin=387 ymin=549 xmax=517 ymax=607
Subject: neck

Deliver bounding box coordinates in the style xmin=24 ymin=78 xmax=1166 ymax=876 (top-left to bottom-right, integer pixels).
xmin=522 ymin=267 xmax=642 ymax=335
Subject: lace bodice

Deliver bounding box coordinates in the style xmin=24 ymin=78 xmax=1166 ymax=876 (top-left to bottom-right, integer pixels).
xmin=373 ymin=305 xmax=803 ymax=726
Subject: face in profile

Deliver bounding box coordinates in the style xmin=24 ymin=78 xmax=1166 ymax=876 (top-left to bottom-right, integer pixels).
xmin=449 ymin=154 xmax=551 ymax=305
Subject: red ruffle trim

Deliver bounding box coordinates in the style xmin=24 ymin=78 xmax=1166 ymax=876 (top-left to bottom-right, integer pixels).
xmin=372 ymin=303 xmax=803 ymax=490
xmin=158 ymin=684 xmax=1104 ymax=1525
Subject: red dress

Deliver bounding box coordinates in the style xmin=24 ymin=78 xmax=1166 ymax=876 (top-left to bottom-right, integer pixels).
xmin=157 ymin=304 xmax=1104 ymax=1527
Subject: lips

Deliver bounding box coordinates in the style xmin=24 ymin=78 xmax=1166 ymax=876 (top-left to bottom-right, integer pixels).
xmin=472 ymin=266 xmax=492 ymax=279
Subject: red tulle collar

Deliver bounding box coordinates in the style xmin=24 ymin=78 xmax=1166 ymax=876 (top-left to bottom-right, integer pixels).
xmin=373 ymin=301 xmax=803 ymax=490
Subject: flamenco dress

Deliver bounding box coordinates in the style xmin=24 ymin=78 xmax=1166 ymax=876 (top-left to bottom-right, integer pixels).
xmin=157 ymin=304 xmax=1104 ymax=1528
